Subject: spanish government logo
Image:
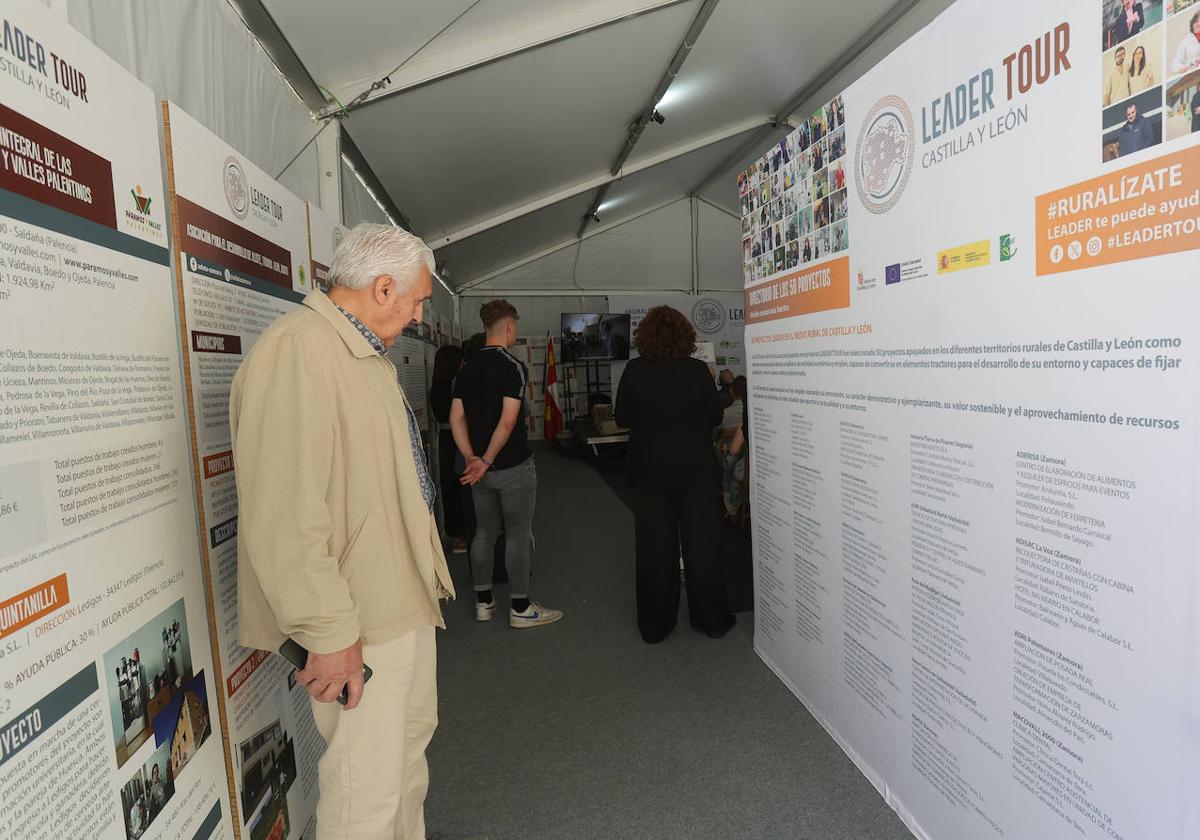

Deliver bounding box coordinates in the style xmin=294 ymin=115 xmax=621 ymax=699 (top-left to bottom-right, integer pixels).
xmin=691 ymin=298 xmax=725 ymax=335
xmin=856 ymin=96 xmax=915 ymax=214
xmin=223 ymin=155 xmax=250 ymax=220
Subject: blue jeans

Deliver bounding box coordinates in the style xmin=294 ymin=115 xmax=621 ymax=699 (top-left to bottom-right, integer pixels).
xmin=470 ymin=457 xmax=537 ymax=598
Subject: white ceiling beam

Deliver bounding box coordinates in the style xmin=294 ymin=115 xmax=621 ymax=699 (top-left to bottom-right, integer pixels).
xmin=454 ymin=197 xmax=688 ymax=292
xmin=692 ymin=194 xmax=739 ymax=219
xmin=435 ymin=117 xmax=767 ymax=250
xmin=318 ymin=0 xmax=695 ymax=117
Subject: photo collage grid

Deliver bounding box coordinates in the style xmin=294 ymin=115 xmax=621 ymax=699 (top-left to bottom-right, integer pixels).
xmin=1101 ymin=0 xmax=1200 ymax=160
xmin=739 ymin=94 xmax=848 ymax=285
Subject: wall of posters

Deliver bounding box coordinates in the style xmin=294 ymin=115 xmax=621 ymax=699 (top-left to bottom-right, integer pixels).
xmin=0 ymin=3 xmax=233 ymax=838
xmin=164 ymin=102 xmax=322 ymax=840
xmin=740 ymin=2 xmax=1200 ymax=839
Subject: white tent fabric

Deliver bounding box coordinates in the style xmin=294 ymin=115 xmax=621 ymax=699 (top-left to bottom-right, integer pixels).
xmin=66 ymin=0 xmax=322 ymax=205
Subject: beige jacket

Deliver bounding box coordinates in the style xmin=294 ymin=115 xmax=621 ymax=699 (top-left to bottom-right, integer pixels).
xmin=230 ymin=290 xmax=454 ymax=655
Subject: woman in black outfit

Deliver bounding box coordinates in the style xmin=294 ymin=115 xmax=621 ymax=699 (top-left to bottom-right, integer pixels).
xmin=616 ymin=306 xmax=733 ymax=643
xmin=430 ymin=344 xmax=466 ymax=552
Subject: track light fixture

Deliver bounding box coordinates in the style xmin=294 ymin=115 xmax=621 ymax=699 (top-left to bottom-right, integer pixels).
xmin=587 ymin=212 xmax=600 ymax=224
xmin=651 ymin=109 xmax=666 ymax=125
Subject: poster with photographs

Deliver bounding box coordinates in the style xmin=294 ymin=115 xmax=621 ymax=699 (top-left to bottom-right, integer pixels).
xmin=739 ymin=93 xmax=848 ymax=286
xmin=1101 ymin=0 xmax=1200 ymax=158
xmin=0 ymin=3 xmax=232 ymax=838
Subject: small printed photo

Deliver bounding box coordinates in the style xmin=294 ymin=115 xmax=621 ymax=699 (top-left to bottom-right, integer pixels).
xmin=760 ymin=227 xmax=772 ymax=255
xmin=784 ymin=190 xmax=799 ymax=218
xmin=812 ymin=137 xmax=828 ymax=174
xmin=796 ymin=176 xmax=813 ymax=207
xmin=752 ymin=256 xmax=763 ymax=282
xmin=786 ymin=240 xmax=800 ymax=269
xmin=771 ymin=221 xmax=785 ymax=250
xmin=783 ymin=162 xmax=797 ymax=191
xmin=152 ymin=670 xmax=212 ymax=779
xmin=1167 ymin=7 xmax=1200 ymax=77
xmin=797 ymin=205 xmax=815 ymax=236
xmin=771 ymin=170 xmax=784 ymax=198
xmin=786 ymin=213 xmax=800 ymax=243
xmin=750 ymin=236 xmax=764 ymax=259
xmin=758 ymin=204 xmax=769 ymax=230
xmin=1166 ymin=68 xmax=1200 ymax=138
xmin=828 ymin=159 xmax=847 ymax=193
xmin=800 ymin=234 xmax=815 ymax=263
xmin=1103 ymin=0 xmax=1164 ymax=48
xmin=763 ymin=250 xmax=775 ymax=276
xmin=814 ymin=175 xmax=829 ymax=202
xmin=814 ymin=228 xmax=831 ymax=260
xmin=828 ymin=126 xmax=847 ymax=162
xmin=142 ymin=742 xmax=175 ymax=827
xmin=1102 ymin=87 xmax=1164 ymax=158
xmin=770 ymin=197 xmax=784 ymax=223
xmin=810 ymin=109 xmax=827 ymax=143
xmin=796 ymin=148 xmax=812 ymax=181
xmin=773 ymin=246 xmax=786 ymax=271
xmin=239 ymin=720 xmax=298 ymax=840
xmin=796 ymin=119 xmax=812 ymax=151
xmin=831 ymin=220 xmax=850 ymax=253
xmin=830 ymin=94 xmax=846 ymax=129
xmin=1102 ymin=32 xmax=1163 ymax=105
xmin=759 ymin=179 xmax=771 ymax=206
xmin=814 ymin=196 xmax=830 ymax=229
xmin=1169 ymin=0 xmax=1200 ymax=13
xmin=737 ymin=171 xmax=749 ymax=195
xmin=831 ymin=188 xmax=849 ymax=222
xmin=104 ymin=599 xmax=194 ymax=769
xmin=742 ymin=237 xmax=753 ymax=261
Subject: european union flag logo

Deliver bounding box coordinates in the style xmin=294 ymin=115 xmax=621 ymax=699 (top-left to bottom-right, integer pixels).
xmin=885 ymin=263 xmax=902 ymax=285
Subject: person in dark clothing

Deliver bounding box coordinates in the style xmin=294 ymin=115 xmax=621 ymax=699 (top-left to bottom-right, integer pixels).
xmin=1192 ymin=89 xmax=1200 ymax=134
xmin=430 ymin=344 xmax=466 ymax=552
xmin=615 ymin=305 xmax=733 ymax=643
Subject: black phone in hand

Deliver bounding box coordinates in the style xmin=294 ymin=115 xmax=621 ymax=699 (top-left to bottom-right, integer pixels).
xmin=278 ymin=639 xmax=373 ymax=705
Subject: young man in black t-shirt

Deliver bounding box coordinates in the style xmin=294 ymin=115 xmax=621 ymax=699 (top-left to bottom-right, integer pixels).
xmin=450 ymin=300 xmax=563 ymax=628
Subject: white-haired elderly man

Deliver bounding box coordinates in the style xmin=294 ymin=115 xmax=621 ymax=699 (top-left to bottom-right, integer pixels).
xmin=230 ymin=223 xmax=455 ymax=839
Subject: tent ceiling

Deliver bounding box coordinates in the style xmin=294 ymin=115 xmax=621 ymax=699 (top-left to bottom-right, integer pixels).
xmin=261 ymin=0 xmax=945 ymax=289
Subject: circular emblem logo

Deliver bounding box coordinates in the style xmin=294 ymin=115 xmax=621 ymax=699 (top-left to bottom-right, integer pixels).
xmin=223 ymin=156 xmax=249 ymax=220
xmin=855 ymin=96 xmax=915 ymax=214
xmin=332 ymin=226 xmax=345 ymax=252
xmin=691 ymin=298 xmax=725 ymax=335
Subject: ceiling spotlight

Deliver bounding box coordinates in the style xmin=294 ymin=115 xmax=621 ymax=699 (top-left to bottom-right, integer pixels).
xmin=588 ymin=212 xmax=600 ymax=224
xmin=651 ymin=109 xmax=666 ymax=125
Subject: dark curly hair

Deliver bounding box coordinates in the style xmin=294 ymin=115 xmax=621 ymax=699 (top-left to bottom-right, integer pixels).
xmin=634 ymin=306 xmax=695 ymax=360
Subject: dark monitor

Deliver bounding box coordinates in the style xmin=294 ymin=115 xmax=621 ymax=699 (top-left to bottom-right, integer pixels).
xmin=560 ymin=313 xmax=630 ymax=363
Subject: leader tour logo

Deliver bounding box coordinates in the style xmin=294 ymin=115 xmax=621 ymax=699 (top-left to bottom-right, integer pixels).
xmin=691 ymin=298 xmax=725 ymax=335
xmin=223 ymin=155 xmax=249 ymax=220
xmin=856 ymin=96 xmax=915 ymax=214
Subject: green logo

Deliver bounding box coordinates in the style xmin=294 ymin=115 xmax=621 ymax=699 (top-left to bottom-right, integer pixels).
xmin=999 ymin=234 xmax=1017 ymax=262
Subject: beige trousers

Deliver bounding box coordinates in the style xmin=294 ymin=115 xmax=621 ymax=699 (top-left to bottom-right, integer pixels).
xmin=311 ymin=625 xmax=438 ymax=840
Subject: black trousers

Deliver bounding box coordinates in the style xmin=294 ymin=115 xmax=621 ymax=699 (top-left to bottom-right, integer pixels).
xmin=438 ymin=429 xmax=465 ymax=539
xmin=633 ymin=487 xmax=728 ymax=643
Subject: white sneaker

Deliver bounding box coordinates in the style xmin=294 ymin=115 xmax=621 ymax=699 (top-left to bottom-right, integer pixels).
xmin=509 ymin=602 xmax=564 ymax=629
xmin=475 ymin=600 xmax=495 ymax=622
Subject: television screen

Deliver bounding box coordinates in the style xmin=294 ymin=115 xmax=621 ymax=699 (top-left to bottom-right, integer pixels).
xmin=560 ymin=313 xmax=630 ymax=363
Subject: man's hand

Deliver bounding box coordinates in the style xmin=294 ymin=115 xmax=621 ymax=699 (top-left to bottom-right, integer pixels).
xmin=460 ymin=455 xmax=489 ymax=486
xmin=296 ymin=638 xmax=365 ymax=709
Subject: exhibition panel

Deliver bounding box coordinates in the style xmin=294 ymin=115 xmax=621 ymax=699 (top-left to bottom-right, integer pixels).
xmin=742 ymin=2 xmax=1200 ymax=839
xmin=0 ymin=2 xmax=233 ymax=838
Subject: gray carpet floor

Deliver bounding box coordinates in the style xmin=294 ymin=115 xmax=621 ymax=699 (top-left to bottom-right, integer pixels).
xmin=425 ymin=446 xmax=913 ymax=840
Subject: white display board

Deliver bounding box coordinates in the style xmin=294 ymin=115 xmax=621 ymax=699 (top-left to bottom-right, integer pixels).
xmin=0 ymin=3 xmax=233 ymax=838
xmin=164 ymin=101 xmax=322 ymax=840
xmin=306 ymin=201 xmax=346 ymax=293
xmin=740 ymin=2 xmax=1200 ymax=839
xmin=608 ymin=292 xmax=746 ymax=374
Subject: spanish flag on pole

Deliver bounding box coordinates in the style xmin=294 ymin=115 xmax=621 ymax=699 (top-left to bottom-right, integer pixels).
xmin=543 ymin=333 xmax=563 ymax=439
